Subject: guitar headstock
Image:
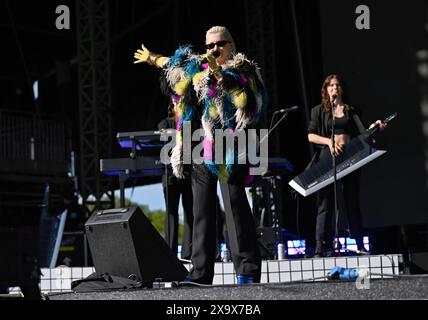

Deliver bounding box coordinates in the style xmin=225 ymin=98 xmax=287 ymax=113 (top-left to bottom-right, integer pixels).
xmin=384 ymin=112 xmax=397 ymax=124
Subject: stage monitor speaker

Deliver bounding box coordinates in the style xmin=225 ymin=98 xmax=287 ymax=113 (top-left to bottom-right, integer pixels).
xmin=85 ymin=206 xmax=188 ymax=284
xmin=409 ymin=251 xmax=428 ymax=274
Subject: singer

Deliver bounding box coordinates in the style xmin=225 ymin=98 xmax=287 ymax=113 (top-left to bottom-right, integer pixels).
xmin=307 ymin=74 xmax=385 ymax=257
xmin=133 ymin=26 xmax=267 ymax=284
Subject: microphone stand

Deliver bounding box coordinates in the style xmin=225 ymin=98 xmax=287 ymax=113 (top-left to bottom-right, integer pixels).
xmin=241 ymin=107 xmax=296 ymax=259
xmin=268 ymin=111 xmax=288 ymax=140
xmin=331 ymin=101 xmax=341 ymax=253
xmin=266 ymin=109 xmax=292 ymax=259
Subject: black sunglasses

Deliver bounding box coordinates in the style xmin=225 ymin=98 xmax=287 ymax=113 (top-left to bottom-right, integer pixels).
xmin=205 ymin=40 xmax=230 ymax=50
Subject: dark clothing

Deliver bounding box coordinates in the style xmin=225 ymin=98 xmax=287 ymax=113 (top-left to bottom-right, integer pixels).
xmin=215 ymin=198 xmax=227 ymax=261
xmin=308 ymin=104 xmax=366 ymax=250
xmin=158 ymin=117 xmax=193 ymax=259
xmin=162 ymin=174 xmax=193 ymax=259
xmin=190 ymin=164 xmax=261 ymax=284
xmin=315 ymin=148 xmax=364 ymax=246
xmin=161 ymin=46 xmax=265 ymax=284
xmin=326 ymin=115 xmax=352 ymax=135
xmin=308 ymin=104 xmax=365 ymax=144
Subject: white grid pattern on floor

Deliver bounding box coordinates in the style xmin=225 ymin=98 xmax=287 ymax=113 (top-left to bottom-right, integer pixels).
xmin=8 ymin=254 xmax=401 ymax=293
xmin=213 ymin=254 xmax=400 ymax=285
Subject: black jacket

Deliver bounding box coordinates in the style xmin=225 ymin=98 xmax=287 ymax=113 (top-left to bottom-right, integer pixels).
xmin=307 ymin=104 xmax=366 ymax=165
xmin=308 ymin=103 xmax=366 ymax=149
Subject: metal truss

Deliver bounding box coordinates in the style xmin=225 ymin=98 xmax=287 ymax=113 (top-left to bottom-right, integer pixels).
xmin=77 ymin=0 xmax=114 ymax=216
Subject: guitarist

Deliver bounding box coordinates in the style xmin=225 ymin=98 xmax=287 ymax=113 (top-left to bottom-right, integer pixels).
xmin=307 ymin=74 xmax=386 ymax=257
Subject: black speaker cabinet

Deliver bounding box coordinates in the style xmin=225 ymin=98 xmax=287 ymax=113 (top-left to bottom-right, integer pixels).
xmin=409 ymin=251 xmax=428 ymax=274
xmin=85 ymin=206 xmax=188 ymax=284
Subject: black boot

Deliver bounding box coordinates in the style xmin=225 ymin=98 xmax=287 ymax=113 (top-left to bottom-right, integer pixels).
xmin=314 ymin=240 xmax=324 ymax=258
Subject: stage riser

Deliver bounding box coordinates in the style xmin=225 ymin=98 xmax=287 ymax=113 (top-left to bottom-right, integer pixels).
xmin=6 ymin=254 xmax=401 ymax=294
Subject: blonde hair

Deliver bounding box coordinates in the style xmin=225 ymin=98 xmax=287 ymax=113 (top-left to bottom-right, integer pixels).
xmin=205 ymin=26 xmax=236 ymax=53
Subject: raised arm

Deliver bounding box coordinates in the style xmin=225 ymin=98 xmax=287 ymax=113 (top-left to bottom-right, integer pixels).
xmin=133 ymin=44 xmax=169 ymax=68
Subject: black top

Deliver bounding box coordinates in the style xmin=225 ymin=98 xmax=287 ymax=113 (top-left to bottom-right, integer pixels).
xmin=326 ymin=114 xmax=352 ymax=135
xmin=308 ymin=104 xmax=366 ymax=149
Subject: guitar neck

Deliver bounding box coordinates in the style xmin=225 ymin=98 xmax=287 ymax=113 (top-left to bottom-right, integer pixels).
xmin=364 ymin=112 xmax=397 ymax=139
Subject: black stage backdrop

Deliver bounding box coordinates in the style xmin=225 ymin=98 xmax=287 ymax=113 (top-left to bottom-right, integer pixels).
xmin=2 ymin=0 xmax=427 ymax=241
xmin=319 ymin=0 xmax=428 ymax=228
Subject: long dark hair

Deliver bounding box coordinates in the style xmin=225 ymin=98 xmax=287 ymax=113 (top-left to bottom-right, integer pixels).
xmin=321 ymin=74 xmax=353 ymax=112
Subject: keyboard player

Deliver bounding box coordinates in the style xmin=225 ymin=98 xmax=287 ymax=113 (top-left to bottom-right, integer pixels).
xmin=158 ymin=104 xmax=194 ymax=260
xmin=307 ymin=74 xmax=386 ymax=257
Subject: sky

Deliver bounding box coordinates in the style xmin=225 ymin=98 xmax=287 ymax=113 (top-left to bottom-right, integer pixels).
xmin=115 ymin=183 xmax=167 ymax=212
xmin=115 ymin=182 xmax=254 ymax=220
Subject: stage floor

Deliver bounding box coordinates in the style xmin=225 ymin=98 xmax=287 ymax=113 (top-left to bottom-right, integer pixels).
xmin=5 ymin=253 xmax=403 ymax=296
xmin=47 ymin=275 xmax=428 ymax=300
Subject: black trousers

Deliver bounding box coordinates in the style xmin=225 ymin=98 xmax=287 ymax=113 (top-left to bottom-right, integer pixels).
xmin=163 ymin=175 xmax=193 ymax=260
xmin=215 ymin=198 xmax=227 ymax=260
xmin=315 ymin=148 xmax=365 ymax=249
xmin=189 ymin=164 xmax=261 ymax=284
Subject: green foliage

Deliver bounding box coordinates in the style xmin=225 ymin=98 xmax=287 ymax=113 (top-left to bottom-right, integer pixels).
xmin=146 ymin=209 xmax=166 ymax=237
xmin=115 ymin=196 xmax=184 ymax=244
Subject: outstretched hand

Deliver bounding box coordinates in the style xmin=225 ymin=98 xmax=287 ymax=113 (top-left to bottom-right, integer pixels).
xmin=133 ymin=44 xmax=150 ymax=64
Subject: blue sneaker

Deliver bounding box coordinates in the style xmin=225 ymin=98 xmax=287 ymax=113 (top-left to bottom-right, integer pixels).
xmin=236 ymin=274 xmax=254 ymax=284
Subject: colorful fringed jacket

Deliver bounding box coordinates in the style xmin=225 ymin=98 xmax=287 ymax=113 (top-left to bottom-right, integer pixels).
xmin=162 ymin=45 xmax=268 ymax=181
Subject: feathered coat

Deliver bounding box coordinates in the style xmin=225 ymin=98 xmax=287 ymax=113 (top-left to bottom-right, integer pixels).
xmin=162 ymin=45 xmax=268 ymax=181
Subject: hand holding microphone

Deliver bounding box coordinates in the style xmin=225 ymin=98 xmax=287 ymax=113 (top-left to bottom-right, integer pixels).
xmin=203 ymin=52 xmax=220 ymax=67
xmin=203 ymin=51 xmax=222 ymax=80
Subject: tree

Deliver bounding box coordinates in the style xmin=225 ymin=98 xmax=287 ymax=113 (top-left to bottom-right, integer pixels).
xmin=115 ymin=196 xmax=184 ymax=244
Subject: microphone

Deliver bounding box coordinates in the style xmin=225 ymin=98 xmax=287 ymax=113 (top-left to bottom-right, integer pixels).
xmin=277 ymin=106 xmax=299 ymax=114
xmin=201 ymin=51 xmax=220 ymax=62
xmin=331 ymin=94 xmax=337 ymax=106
